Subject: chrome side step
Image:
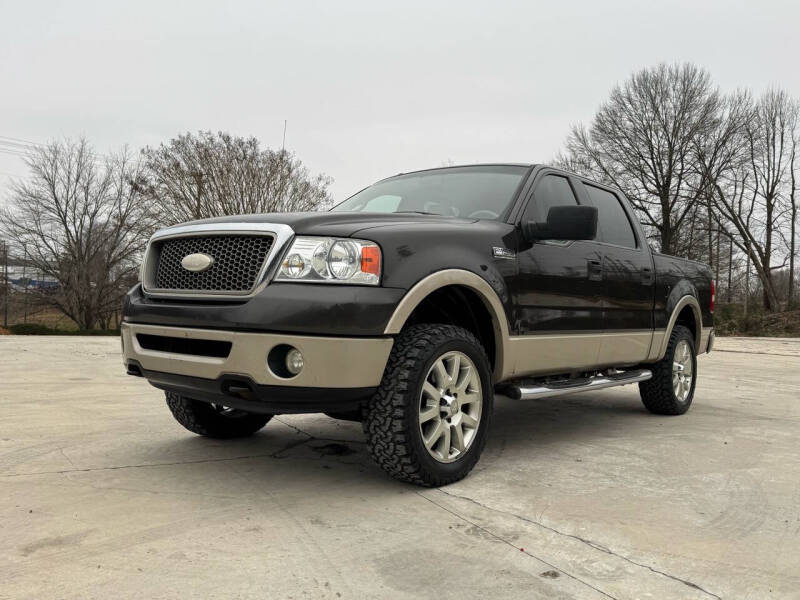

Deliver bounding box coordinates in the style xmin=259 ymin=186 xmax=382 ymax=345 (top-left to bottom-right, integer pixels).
xmin=498 ymin=369 xmax=652 ymax=401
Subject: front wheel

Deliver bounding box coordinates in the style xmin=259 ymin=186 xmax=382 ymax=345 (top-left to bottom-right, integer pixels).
xmin=639 ymin=325 xmax=697 ymax=415
xmin=363 ymin=324 xmax=493 ymax=487
xmin=165 ymin=392 xmax=272 ymax=438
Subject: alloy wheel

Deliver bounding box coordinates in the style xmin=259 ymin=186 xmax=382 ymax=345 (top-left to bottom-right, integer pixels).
xmin=418 ymin=351 xmax=483 ymax=463
xmin=672 ymin=340 xmax=694 ymax=402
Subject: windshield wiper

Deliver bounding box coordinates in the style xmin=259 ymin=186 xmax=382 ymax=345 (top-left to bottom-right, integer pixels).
xmin=394 ymin=210 xmax=440 ymax=216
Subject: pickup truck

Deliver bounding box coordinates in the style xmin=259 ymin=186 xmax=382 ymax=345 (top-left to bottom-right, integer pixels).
xmin=122 ymin=164 xmax=715 ymax=486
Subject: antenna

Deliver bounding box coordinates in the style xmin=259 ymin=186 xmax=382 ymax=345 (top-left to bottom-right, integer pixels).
xmin=281 ymin=120 xmax=287 ymax=155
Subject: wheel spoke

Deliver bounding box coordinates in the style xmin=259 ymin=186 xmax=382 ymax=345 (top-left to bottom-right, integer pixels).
xmin=432 ymin=359 xmax=449 ymax=388
xmin=460 ymin=391 xmax=480 ymax=405
xmin=451 ymin=423 xmax=465 ymax=452
xmin=455 ymin=365 xmax=472 ymax=394
xmin=440 ymin=424 xmax=452 ymax=458
xmin=422 ymin=381 xmax=440 ymax=400
xmin=424 ymin=420 xmax=445 ymax=450
xmin=461 ymin=412 xmax=479 ymax=429
xmin=448 ymin=354 xmax=460 ymax=384
xmin=419 ymin=404 xmax=439 ymax=424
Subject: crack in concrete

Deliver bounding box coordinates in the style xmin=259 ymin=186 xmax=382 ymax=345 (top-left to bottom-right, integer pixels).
xmin=417 ymin=491 xmax=618 ymax=600
xmin=714 ymin=349 xmax=799 ymax=357
xmin=273 ymin=417 xmax=367 ymax=447
xmin=434 ymin=489 xmax=721 ymax=600
xmin=273 ymin=417 xmax=315 ymax=438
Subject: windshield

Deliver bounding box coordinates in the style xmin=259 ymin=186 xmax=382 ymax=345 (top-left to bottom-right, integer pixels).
xmin=331 ymin=165 xmax=528 ymax=220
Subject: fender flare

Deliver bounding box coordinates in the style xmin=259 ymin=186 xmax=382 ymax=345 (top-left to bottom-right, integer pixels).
xmin=655 ymin=295 xmax=702 ymax=359
xmin=383 ymin=269 xmax=512 ymax=381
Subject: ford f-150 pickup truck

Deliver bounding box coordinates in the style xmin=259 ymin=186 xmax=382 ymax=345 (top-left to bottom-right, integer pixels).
xmin=122 ymin=164 xmax=714 ymax=486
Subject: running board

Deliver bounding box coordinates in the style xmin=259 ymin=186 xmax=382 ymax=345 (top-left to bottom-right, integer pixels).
xmin=497 ymin=369 xmax=652 ymax=401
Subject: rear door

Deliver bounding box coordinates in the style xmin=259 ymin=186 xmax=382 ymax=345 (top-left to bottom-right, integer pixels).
xmin=577 ymin=181 xmax=655 ymax=365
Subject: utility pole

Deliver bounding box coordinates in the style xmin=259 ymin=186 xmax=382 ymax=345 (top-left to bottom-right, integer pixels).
xmin=744 ymin=252 xmax=751 ymax=319
xmin=2 ymin=240 xmax=8 ymax=328
xmin=727 ymin=234 xmax=733 ymax=304
xmin=22 ymin=248 xmax=28 ymax=324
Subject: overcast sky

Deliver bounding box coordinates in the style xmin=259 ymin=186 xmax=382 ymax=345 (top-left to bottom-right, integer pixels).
xmin=1 ymin=0 xmax=798 ymax=205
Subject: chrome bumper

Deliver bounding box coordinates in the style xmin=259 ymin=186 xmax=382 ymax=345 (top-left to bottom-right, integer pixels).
xmin=121 ymin=322 xmax=394 ymax=388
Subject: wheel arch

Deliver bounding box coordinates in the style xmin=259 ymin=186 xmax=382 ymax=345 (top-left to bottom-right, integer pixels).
xmin=384 ymin=269 xmax=512 ymax=381
xmin=655 ymin=295 xmax=702 ymax=360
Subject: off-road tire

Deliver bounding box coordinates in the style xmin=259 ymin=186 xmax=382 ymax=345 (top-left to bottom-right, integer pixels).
xmin=639 ymin=325 xmax=696 ymax=415
xmin=165 ymin=392 xmax=272 ymax=438
xmin=363 ymin=323 xmax=493 ymax=487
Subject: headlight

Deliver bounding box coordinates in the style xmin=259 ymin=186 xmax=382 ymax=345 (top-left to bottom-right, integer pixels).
xmin=275 ymin=237 xmax=381 ymax=285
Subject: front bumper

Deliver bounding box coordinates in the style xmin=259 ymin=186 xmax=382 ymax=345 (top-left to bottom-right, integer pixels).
xmin=121 ymin=322 xmax=394 ymax=412
xmin=123 ymin=282 xmax=406 ymax=337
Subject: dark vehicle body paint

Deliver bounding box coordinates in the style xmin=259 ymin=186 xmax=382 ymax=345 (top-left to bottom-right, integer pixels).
xmin=123 ymin=164 xmax=713 ymax=413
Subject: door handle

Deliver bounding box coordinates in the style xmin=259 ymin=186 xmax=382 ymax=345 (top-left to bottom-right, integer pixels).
xmin=588 ymin=259 xmax=603 ymax=281
xmin=641 ymin=267 xmax=653 ymax=285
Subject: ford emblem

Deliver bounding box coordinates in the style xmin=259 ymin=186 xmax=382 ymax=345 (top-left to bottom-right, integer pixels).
xmin=181 ymin=253 xmax=215 ymax=273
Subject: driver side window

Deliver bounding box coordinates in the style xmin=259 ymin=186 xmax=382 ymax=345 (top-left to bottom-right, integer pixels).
xmin=524 ymin=175 xmax=579 ymax=223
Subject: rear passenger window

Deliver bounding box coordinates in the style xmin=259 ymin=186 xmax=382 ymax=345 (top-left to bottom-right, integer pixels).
xmin=583 ymin=184 xmax=637 ymax=248
xmin=525 ymin=175 xmax=578 ymax=223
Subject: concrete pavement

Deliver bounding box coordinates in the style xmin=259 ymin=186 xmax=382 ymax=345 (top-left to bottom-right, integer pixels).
xmin=1 ymin=336 xmax=799 ymax=599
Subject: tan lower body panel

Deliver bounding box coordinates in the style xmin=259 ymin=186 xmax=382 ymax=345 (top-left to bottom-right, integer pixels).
xmin=699 ymin=327 xmax=714 ymax=354
xmin=508 ymin=330 xmax=654 ymax=378
xmin=121 ymin=323 xmax=394 ymax=388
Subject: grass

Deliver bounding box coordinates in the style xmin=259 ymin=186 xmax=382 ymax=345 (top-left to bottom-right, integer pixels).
xmin=715 ymin=304 xmax=800 ymax=337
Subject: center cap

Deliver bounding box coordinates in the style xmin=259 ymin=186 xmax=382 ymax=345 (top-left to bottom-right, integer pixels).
xmin=441 ymin=393 xmax=459 ymax=418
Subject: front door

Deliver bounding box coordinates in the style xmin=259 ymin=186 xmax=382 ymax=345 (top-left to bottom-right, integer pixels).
xmin=513 ymin=171 xmax=606 ymax=376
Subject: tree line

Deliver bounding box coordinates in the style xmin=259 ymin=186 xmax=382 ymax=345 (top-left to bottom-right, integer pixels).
xmin=0 ymin=132 xmax=332 ymax=329
xmin=558 ymin=63 xmax=798 ymax=313
xmin=2 ymin=64 xmax=798 ymax=331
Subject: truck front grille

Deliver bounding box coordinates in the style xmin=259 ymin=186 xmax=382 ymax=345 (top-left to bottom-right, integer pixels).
xmin=152 ymin=234 xmax=274 ymax=293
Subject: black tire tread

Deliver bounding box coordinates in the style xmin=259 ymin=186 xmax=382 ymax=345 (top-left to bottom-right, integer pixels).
xmin=165 ymin=392 xmax=272 ymax=438
xmin=639 ymin=325 xmax=695 ymax=415
xmin=363 ymin=323 xmax=492 ymax=487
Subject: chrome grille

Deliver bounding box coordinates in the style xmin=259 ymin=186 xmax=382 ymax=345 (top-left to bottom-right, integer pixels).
xmin=153 ymin=234 xmax=274 ymax=292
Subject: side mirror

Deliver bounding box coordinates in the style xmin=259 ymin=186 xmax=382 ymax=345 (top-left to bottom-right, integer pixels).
xmin=523 ymin=205 xmax=598 ymax=242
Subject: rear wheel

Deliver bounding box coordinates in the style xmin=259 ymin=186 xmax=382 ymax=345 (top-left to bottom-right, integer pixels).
xmin=639 ymin=325 xmax=697 ymax=415
xmin=165 ymin=392 xmax=272 ymax=438
xmin=363 ymin=324 xmax=493 ymax=486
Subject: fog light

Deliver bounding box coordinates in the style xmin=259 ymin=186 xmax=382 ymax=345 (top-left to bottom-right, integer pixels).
xmin=286 ymin=348 xmax=304 ymax=375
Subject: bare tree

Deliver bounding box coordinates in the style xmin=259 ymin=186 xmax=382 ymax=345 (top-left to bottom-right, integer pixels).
xmin=788 ymin=115 xmax=798 ymax=309
xmin=560 ymin=63 xmax=722 ymax=254
xmin=709 ymin=89 xmax=799 ymax=311
xmin=745 ymin=89 xmax=797 ymax=310
xmin=140 ymin=131 xmax=333 ymax=224
xmin=0 ymin=139 xmax=155 ymax=329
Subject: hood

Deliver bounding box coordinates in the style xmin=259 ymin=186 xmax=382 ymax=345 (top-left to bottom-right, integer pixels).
xmin=166 ymin=211 xmax=479 ymax=238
